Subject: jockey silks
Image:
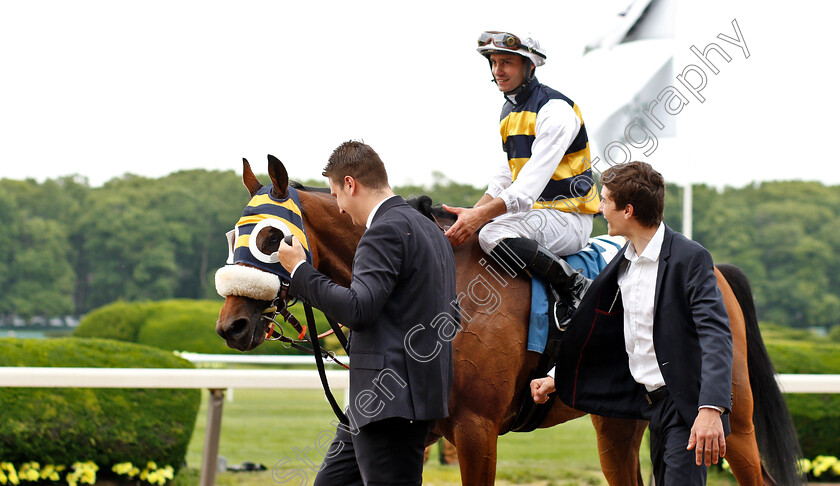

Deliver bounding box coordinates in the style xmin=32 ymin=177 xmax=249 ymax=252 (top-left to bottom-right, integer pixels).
xmin=499 ymin=80 xmax=600 ymax=214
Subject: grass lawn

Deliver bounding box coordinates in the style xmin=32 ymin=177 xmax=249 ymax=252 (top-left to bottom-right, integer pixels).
xmin=173 ymin=388 xmax=738 ymax=485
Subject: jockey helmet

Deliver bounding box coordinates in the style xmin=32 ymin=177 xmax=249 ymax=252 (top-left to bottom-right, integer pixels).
xmin=476 ymin=31 xmax=546 ymax=67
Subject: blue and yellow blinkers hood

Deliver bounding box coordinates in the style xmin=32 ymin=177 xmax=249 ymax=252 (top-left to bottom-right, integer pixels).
xmin=227 ymin=185 xmax=312 ymax=281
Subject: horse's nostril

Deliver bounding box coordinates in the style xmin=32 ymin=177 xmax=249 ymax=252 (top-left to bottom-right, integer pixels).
xmin=228 ymin=318 xmax=249 ymax=337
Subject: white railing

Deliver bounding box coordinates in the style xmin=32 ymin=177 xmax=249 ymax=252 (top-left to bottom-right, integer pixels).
xmin=774 ymin=374 xmax=840 ymax=393
xmin=1 ymin=360 xmax=838 ymax=486
xmin=177 ymin=352 xmax=349 ymax=366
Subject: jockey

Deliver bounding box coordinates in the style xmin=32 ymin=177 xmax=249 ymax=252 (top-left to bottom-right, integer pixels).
xmin=444 ymin=30 xmax=600 ymax=313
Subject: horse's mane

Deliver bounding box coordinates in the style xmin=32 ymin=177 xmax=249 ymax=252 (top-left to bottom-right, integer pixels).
xmin=290 ymin=180 xmax=330 ymax=193
xmin=405 ymin=195 xmax=458 ymax=226
xmin=289 ymin=182 xmax=457 ymax=226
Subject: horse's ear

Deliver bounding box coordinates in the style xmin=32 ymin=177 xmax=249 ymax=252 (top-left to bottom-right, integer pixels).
xmin=267 ymin=154 xmax=289 ymax=199
xmin=242 ymin=158 xmax=263 ymax=197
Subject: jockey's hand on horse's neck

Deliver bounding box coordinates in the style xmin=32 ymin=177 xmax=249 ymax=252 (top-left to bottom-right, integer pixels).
xmin=442 ymin=197 xmax=506 ymax=246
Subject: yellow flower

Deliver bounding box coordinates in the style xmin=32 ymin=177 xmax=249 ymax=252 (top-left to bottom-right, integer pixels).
xmin=799 ymin=458 xmax=812 ymax=473
xmin=18 ymin=462 xmax=40 ymax=482
xmin=811 ymin=455 xmax=838 ymax=477
xmin=67 ymin=461 xmax=98 ymax=486
xmin=112 ymin=463 xmax=135 ymax=476
xmin=3 ymin=465 xmax=18 ymax=486
xmin=40 ymin=464 xmax=55 ymax=480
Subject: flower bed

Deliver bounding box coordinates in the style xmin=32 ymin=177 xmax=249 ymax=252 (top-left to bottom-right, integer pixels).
xmin=0 ymin=461 xmax=174 ymax=486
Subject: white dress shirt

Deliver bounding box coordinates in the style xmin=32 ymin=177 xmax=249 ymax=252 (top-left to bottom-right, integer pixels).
xmin=618 ymin=222 xmax=667 ymax=392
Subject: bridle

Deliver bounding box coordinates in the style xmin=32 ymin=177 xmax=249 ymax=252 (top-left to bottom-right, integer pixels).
xmin=261 ymin=280 xmax=349 ymax=370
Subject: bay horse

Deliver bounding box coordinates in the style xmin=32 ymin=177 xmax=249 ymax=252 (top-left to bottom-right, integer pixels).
xmin=216 ymin=156 xmax=802 ymax=485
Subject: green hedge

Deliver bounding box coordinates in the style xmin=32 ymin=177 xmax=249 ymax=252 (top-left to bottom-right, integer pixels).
xmin=0 ymin=337 xmax=200 ymax=470
xmin=73 ymin=300 xmax=153 ymax=343
xmin=75 ymin=299 xmax=343 ymax=355
xmin=765 ymin=336 xmax=840 ymax=458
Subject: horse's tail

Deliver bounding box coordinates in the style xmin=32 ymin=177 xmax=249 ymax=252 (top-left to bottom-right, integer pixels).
xmin=716 ymin=263 xmax=804 ymax=485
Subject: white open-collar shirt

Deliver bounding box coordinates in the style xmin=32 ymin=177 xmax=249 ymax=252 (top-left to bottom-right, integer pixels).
xmin=618 ymin=222 xmax=667 ymax=393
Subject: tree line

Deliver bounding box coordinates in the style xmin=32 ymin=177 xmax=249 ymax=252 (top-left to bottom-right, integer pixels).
xmin=0 ymin=170 xmax=836 ymax=330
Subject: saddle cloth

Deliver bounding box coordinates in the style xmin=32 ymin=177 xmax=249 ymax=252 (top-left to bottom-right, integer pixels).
xmin=527 ymin=235 xmax=625 ymax=353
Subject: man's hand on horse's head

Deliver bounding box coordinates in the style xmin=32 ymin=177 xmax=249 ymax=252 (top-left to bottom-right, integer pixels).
xmin=277 ymin=235 xmax=306 ymax=274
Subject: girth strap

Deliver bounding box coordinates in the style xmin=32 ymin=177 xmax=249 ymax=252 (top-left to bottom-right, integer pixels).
xmin=507 ymin=289 xmax=566 ymax=433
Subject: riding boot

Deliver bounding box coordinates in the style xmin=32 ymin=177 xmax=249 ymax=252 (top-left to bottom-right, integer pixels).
xmin=490 ymin=237 xmax=591 ymax=328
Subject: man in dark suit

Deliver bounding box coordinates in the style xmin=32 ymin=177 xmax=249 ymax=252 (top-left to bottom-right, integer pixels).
xmin=277 ymin=140 xmax=457 ymax=486
xmin=531 ymin=161 xmax=732 ymax=485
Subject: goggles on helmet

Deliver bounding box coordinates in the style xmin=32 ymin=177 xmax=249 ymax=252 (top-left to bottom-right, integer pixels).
xmin=477 ymin=31 xmax=546 ymax=59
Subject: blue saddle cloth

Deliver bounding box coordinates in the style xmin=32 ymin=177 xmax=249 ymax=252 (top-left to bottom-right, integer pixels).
xmin=527 ymin=236 xmax=625 ymax=353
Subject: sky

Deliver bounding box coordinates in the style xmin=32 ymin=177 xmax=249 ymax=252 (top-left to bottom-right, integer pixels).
xmin=1 ymin=0 xmax=837 ymax=190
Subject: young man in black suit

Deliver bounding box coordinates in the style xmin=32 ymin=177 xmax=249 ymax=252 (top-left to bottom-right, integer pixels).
xmin=277 ymin=140 xmax=457 ymax=486
xmin=531 ymin=161 xmax=733 ymax=485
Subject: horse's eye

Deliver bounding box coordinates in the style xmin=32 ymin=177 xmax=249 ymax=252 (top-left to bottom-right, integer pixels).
xmin=255 ymin=227 xmax=283 ymax=253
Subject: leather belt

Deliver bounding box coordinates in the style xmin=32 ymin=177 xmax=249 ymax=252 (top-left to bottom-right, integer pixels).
xmin=645 ymin=386 xmax=669 ymax=405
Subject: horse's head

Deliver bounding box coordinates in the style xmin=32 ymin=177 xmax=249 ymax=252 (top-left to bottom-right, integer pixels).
xmin=214 ymin=155 xmax=362 ymax=351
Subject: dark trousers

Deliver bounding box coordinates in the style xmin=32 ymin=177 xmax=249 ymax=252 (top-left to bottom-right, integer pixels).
xmin=643 ymin=392 xmax=707 ymax=486
xmin=313 ymin=418 xmax=432 ymax=486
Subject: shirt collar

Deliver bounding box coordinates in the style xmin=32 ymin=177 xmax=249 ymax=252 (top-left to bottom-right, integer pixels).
xmin=366 ymin=195 xmax=397 ymax=228
xmin=624 ymin=222 xmax=666 ymax=263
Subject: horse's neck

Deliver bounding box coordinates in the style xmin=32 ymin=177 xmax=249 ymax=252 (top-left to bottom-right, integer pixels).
xmin=300 ymin=191 xmax=363 ymax=287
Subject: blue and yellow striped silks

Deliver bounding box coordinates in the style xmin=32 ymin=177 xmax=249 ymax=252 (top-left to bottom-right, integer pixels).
xmin=232 ymin=185 xmax=311 ymax=281
xmin=499 ymin=81 xmax=600 ymax=214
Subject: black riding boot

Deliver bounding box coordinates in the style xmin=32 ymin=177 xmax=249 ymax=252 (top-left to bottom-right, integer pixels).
xmin=490 ymin=237 xmax=591 ymax=328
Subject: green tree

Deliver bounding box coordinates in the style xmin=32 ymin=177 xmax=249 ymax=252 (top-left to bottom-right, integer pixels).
xmin=0 ymin=191 xmax=19 ymax=315
xmin=4 ymin=217 xmax=75 ymax=317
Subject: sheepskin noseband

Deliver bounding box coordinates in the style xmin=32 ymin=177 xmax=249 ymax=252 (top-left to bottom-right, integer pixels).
xmin=215 ymin=264 xmax=281 ymax=301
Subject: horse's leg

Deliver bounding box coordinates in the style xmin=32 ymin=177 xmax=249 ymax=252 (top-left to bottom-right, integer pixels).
xmin=715 ymin=270 xmax=766 ymax=486
xmin=590 ymin=415 xmax=647 ymax=486
xmin=445 ymin=413 xmax=500 ymax=486
xmin=721 ymin=366 xmax=766 ymax=486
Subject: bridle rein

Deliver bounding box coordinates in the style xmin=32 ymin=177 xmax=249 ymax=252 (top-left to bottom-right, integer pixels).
xmin=261 ymin=279 xmax=349 ymax=370
xmin=254 ymin=258 xmax=350 ymax=425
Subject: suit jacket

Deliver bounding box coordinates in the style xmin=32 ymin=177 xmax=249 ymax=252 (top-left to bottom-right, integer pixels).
xmin=290 ymin=196 xmax=457 ymax=429
xmin=555 ymin=224 xmax=733 ymax=434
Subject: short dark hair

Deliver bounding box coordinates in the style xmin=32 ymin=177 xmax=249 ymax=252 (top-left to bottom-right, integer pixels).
xmin=600 ymin=161 xmax=665 ymax=228
xmin=322 ymin=141 xmax=390 ymax=190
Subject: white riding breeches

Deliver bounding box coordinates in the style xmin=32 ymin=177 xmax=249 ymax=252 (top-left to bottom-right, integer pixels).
xmin=478 ymin=209 xmax=594 ymax=257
